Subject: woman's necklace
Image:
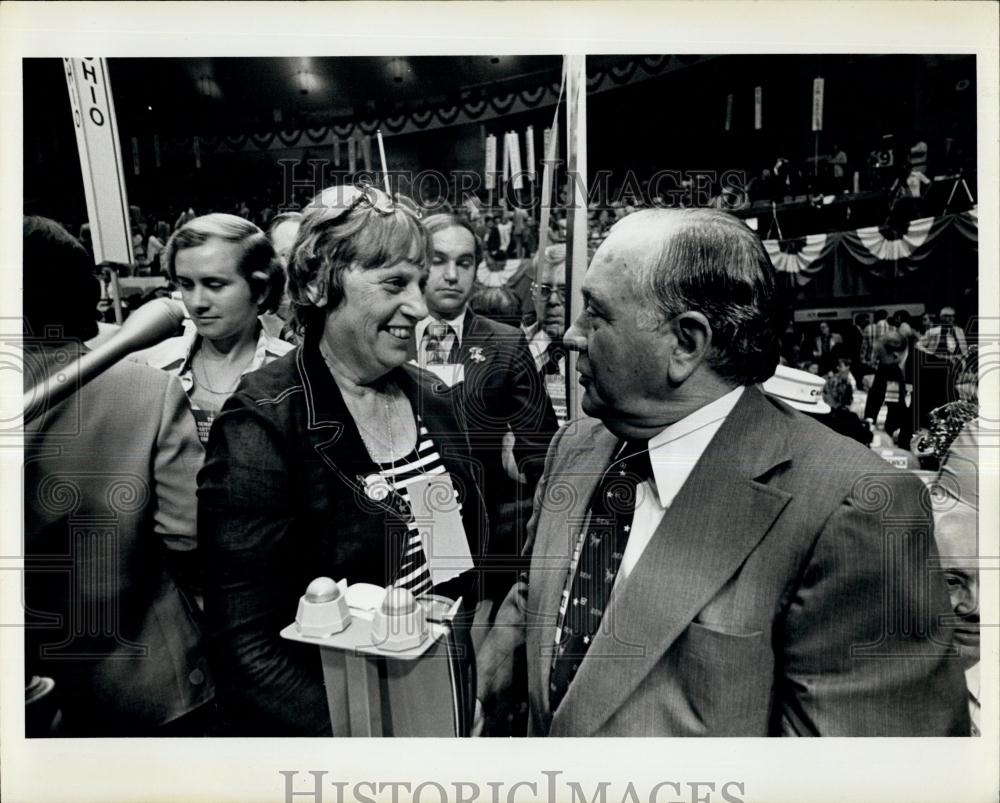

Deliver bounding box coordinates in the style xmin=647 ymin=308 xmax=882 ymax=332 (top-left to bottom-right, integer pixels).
xmin=318 ymin=339 xmax=412 ymax=463
xmin=193 ymin=346 xmax=255 ymax=395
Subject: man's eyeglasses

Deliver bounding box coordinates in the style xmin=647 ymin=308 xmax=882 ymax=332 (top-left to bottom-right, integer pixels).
xmin=531 ymin=282 xmax=566 ymax=302
xmin=307 ymin=183 xmax=422 ymax=225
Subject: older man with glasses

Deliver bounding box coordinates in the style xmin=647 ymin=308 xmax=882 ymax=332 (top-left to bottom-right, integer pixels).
xmin=523 ymin=244 xmax=569 ymax=425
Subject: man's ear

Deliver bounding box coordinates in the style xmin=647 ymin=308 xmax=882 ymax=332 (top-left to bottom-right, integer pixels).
xmin=249 ymin=270 xmax=271 ymax=307
xmin=667 ymin=311 xmax=712 ymax=383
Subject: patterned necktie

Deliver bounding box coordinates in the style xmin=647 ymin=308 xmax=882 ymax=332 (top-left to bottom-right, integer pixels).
xmin=543 ymin=342 xmax=566 ymax=376
xmin=548 ymin=439 xmax=653 ymax=712
xmin=424 ymin=321 xmax=460 ymax=365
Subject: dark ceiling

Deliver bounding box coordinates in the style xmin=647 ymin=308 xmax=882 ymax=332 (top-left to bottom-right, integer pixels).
xmin=107 ymin=56 xmax=565 ymax=135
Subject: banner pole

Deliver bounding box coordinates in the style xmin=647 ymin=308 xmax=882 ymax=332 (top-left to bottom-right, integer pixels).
xmin=564 ymin=54 xmax=588 ymax=423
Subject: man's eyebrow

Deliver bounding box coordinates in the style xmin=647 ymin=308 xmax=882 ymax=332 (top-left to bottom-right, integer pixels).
xmin=581 ymin=287 xmax=602 ymax=308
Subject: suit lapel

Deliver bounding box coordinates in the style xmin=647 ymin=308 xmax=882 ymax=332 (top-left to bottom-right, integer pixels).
xmin=551 ymin=387 xmax=794 ymax=736
xmin=299 ymin=340 xmax=415 ymax=520
xmin=459 ymin=311 xmax=494 ymax=363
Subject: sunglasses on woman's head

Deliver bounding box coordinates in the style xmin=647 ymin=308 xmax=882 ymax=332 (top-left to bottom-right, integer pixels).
xmin=307 ymin=184 xmax=422 ymax=225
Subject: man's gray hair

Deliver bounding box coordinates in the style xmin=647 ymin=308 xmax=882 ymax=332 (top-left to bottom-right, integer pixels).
xmin=615 ymin=208 xmax=783 ymax=385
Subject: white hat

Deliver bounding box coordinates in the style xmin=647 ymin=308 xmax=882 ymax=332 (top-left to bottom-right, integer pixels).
xmin=762 ymin=364 xmax=831 ymax=414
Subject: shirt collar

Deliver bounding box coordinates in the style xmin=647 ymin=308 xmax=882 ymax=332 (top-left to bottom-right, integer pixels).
xmin=645 ymin=386 xmax=746 ymax=508
xmin=177 ymin=318 xmax=277 ymax=383
xmin=526 ymin=325 xmax=552 ymax=370
xmin=416 ymin=309 xmax=466 ymax=348
xmin=965 ymin=663 xmax=980 ymax=702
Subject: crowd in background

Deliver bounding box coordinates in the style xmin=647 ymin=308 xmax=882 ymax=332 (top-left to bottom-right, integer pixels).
xmin=24 ymin=176 xmax=980 ymax=737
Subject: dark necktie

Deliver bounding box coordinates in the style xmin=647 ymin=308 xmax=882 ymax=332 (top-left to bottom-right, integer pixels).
xmin=543 ymin=342 xmax=566 ymax=376
xmin=548 ymin=439 xmax=653 ymax=712
xmin=937 ymin=325 xmax=954 ymax=356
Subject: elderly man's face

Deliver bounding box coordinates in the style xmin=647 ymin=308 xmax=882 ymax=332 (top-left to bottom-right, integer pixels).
xmin=936 ymin=504 xmax=979 ymax=670
xmin=534 ymin=257 xmax=566 ymax=339
xmin=564 ymin=231 xmax=675 ymax=428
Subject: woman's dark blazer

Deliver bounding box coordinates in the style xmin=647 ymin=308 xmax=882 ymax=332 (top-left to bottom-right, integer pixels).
xmin=198 ymin=335 xmax=489 ymax=735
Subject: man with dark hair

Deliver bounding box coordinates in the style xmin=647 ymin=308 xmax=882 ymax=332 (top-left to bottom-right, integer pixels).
xmin=863 ymin=329 xmax=912 ymax=446
xmin=477 ymin=208 xmax=967 ymax=736
xmin=23 ymin=217 xmax=213 ymax=736
xmin=414 ymin=213 xmax=557 ymax=607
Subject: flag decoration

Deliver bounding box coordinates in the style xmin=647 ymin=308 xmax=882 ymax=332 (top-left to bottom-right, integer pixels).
xmin=525 ymin=125 xmax=536 ymax=179
xmin=763 ymin=233 xmax=830 ymax=274
xmin=812 ymin=77 xmax=824 ymax=132
xmin=360 ymin=134 xmax=372 ymax=172
xmin=484 ymin=134 xmax=497 ymax=190
xmin=853 ymin=217 xmax=935 ymax=261
xmin=509 ymin=131 xmax=523 ymax=189
xmin=761 ymin=207 xmax=977 ymax=283
xmin=501 ymin=131 xmax=510 ymax=183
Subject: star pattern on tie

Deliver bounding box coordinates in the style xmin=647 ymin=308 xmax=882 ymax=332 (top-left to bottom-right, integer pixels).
xmin=548 ymin=439 xmax=652 ymax=712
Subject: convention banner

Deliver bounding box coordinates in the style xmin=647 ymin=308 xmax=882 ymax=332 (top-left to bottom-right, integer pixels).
xmin=62 ymin=58 xmax=133 ymax=264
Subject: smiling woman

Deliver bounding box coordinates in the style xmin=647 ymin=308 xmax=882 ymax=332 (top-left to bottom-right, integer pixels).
xmin=197 ymin=184 xmax=487 ymax=735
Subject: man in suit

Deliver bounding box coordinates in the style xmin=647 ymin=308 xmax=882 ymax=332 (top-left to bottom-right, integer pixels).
xmin=477 ymin=208 xmax=969 ymax=736
xmin=23 ymin=217 xmax=213 ymax=736
xmin=521 ymin=244 xmax=569 ymax=425
xmin=414 ymin=214 xmax=558 ymax=603
xmin=935 ymin=419 xmax=981 ymax=734
xmin=845 ymin=313 xmax=868 ymax=389
xmin=811 ymin=321 xmax=843 ymax=376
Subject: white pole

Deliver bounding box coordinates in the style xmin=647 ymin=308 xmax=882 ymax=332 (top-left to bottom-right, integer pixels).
xmin=564 ymin=54 xmax=588 ymax=423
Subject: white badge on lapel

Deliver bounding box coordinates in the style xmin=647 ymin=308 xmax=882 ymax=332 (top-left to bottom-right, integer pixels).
xmin=405 ymin=472 xmax=473 ymax=586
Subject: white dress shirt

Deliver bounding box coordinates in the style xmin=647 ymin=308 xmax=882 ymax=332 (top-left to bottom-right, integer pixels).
xmin=617 ymin=386 xmax=745 ymax=584
xmin=524 ymin=324 xmax=554 ymax=372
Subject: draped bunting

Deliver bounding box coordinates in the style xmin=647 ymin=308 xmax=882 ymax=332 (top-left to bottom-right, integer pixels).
xmin=852 ymin=216 xmax=935 ymax=262
xmin=841 ymin=215 xmax=954 ymax=268
xmin=764 ymin=208 xmax=978 ymax=286
xmin=763 ymin=233 xmax=833 ymax=275
xmin=180 ymin=55 xmax=716 ymax=155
